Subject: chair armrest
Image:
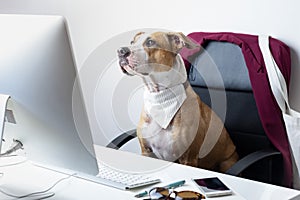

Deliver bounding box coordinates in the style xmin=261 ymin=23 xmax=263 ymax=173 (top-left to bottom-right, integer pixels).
xmin=106 ymin=129 xmax=137 ymax=149
xmin=225 ymin=148 xmax=281 ymax=176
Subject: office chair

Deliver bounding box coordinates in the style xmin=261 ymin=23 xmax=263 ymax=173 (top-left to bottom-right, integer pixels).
xmin=107 ymin=38 xmax=285 ymax=186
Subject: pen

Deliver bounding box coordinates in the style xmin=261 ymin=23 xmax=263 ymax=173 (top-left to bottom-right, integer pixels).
xmin=164 ymin=180 xmax=185 ymax=189
xmin=134 ymin=190 xmax=148 ymax=198
xmin=134 ymin=180 xmax=185 ymax=198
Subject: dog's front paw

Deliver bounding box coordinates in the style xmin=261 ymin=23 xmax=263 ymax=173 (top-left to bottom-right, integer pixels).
xmin=142 ymin=151 xmax=157 ymax=158
xmin=178 ymin=158 xmax=198 ymax=167
xmin=140 ymin=146 xmax=156 ymax=158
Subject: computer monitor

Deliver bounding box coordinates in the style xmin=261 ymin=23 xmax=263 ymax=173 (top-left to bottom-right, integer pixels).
xmin=0 ymin=14 xmax=99 ymax=176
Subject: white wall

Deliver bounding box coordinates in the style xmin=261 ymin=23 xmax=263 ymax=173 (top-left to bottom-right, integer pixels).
xmin=1 ymin=0 xmax=300 ymax=148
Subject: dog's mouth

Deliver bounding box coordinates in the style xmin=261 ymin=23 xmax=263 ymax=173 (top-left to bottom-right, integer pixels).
xmin=119 ymin=57 xmax=129 ymax=68
xmin=118 ymin=53 xmax=140 ymax=76
xmin=117 ymin=47 xmax=150 ymax=77
xmin=118 ymin=57 xmax=131 ymax=74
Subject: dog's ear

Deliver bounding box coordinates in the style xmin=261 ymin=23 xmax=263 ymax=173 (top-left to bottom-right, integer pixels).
xmin=167 ymin=32 xmax=199 ymax=53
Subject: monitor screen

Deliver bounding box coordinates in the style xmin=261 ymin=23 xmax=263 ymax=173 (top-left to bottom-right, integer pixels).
xmin=0 ymin=14 xmax=99 ymax=176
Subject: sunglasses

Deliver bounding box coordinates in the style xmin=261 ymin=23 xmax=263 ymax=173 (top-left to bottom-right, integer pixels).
xmin=143 ymin=187 xmax=205 ymax=200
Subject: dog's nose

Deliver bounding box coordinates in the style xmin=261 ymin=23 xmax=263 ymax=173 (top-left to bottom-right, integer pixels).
xmin=118 ymin=47 xmax=131 ymax=58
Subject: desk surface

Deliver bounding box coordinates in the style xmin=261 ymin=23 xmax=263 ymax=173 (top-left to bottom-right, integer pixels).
xmin=0 ymin=145 xmax=300 ymax=200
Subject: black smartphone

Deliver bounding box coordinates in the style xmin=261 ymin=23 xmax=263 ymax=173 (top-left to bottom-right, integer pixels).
xmin=191 ymin=177 xmax=232 ymax=197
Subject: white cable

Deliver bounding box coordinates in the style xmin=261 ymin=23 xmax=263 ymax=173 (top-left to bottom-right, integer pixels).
xmin=0 ymin=173 xmax=75 ymax=199
xmin=0 ymin=155 xmax=28 ymax=168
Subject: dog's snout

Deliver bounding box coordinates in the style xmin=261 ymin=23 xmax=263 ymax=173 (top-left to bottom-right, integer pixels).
xmin=118 ymin=47 xmax=131 ymax=58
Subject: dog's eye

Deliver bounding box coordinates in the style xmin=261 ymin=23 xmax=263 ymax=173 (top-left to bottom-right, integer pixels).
xmin=145 ymin=39 xmax=155 ymax=47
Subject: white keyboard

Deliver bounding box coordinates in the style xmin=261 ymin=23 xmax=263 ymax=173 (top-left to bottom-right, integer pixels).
xmin=94 ymin=163 xmax=161 ymax=190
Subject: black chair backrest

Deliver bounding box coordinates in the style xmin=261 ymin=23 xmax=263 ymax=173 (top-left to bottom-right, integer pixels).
xmin=188 ymin=41 xmax=280 ymax=181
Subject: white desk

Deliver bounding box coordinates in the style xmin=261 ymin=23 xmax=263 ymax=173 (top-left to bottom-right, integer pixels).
xmin=0 ymin=145 xmax=299 ymax=200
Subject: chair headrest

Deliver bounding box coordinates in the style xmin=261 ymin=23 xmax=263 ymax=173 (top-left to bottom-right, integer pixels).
xmin=189 ymin=41 xmax=252 ymax=91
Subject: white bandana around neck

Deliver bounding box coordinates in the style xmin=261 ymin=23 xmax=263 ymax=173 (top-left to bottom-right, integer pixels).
xmin=143 ymin=55 xmax=187 ymax=129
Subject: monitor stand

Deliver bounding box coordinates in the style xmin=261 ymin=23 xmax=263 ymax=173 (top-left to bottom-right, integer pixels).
xmin=0 ymin=94 xmax=27 ymax=173
xmin=0 ymin=94 xmax=10 ymax=152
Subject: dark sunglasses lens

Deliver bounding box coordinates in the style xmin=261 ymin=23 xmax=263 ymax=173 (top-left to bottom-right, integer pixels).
xmin=149 ymin=187 xmax=170 ymax=199
xmin=175 ymin=191 xmax=205 ymax=199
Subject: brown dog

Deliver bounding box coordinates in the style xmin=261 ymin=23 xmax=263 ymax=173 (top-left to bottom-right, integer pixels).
xmin=117 ymin=31 xmax=238 ymax=172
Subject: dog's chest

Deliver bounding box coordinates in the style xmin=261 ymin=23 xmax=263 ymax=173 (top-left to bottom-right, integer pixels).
xmin=141 ymin=115 xmax=180 ymax=162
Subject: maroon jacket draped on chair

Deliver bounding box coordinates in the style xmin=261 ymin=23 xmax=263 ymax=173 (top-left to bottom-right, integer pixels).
xmin=180 ymin=32 xmax=293 ymax=187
